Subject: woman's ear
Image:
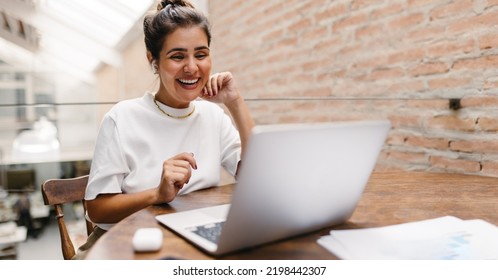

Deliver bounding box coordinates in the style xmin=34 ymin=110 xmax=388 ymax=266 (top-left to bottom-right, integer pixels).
xmin=146 ymin=51 xmax=153 ymax=64
xmin=152 ymin=63 xmax=158 ymax=74
xmin=147 ymin=52 xmax=158 ymax=74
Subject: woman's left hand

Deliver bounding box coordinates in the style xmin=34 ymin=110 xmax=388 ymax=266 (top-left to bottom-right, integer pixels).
xmin=201 ymin=72 xmax=240 ymax=105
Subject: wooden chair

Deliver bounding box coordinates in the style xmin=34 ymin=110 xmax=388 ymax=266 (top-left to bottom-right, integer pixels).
xmin=41 ymin=175 xmax=93 ymax=260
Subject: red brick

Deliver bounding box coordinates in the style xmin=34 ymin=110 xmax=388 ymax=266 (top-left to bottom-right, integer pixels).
xmin=287 ymin=74 xmax=314 ymax=85
xmin=450 ymin=140 xmax=498 ymax=153
xmin=306 ymin=87 xmax=332 ymax=97
xmin=386 ymin=132 xmax=406 ymax=145
xmin=333 ymin=12 xmax=370 ymax=32
xmin=447 ymin=10 xmax=498 ymax=35
xmin=262 ymin=29 xmax=284 ymax=42
xmin=388 ymin=12 xmax=424 ymax=30
xmin=481 ymin=161 xmax=498 ymax=177
xmin=292 ymin=102 xmax=318 ymax=111
xmin=262 ymin=1 xmax=286 ymax=16
xmin=351 ymin=0 xmax=384 ymax=10
xmin=408 ymin=25 xmax=446 ymax=43
xmin=371 ymin=67 xmax=405 ymax=80
xmin=454 ymin=55 xmax=498 ymax=70
xmin=353 ymin=55 xmax=388 ymax=69
xmin=313 ymin=36 xmax=344 ymax=53
xmin=427 ymin=39 xmax=475 ymax=58
xmin=406 ymin=135 xmax=449 ymax=150
xmin=302 ymin=26 xmax=328 ymax=42
xmin=428 ymin=77 xmax=472 ymax=90
xmin=303 ymin=59 xmax=334 ymax=72
xmin=408 ymin=0 xmax=437 ymax=8
xmin=388 ymin=150 xmax=428 ymax=164
xmin=430 ymin=156 xmax=481 ymax=173
xmin=315 ymin=3 xmax=349 ymax=23
xmin=410 ymin=62 xmax=449 ymax=77
xmin=426 ymin=115 xmax=477 ymax=132
xmin=371 ymin=3 xmax=404 ymax=20
xmin=274 ymin=37 xmax=298 ymax=49
xmin=487 ymin=0 xmax=498 ymax=7
xmin=278 ymin=115 xmax=301 ymax=123
xmin=430 ymin=0 xmax=473 ymax=19
xmin=288 ymin=18 xmax=312 ymax=33
xmin=484 ymin=78 xmax=498 ymax=90
xmin=477 ymin=117 xmax=498 ymax=132
xmin=337 ymin=42 xmax=363 ymax=59
xmin=388 ymin=48 xmax=425 ymax=64
xmin=209 ymin=0 xmax=498 ymax=178
xmin=461 ymin=96 xmax=498 ymax=108
xmin=316 ymin=69 xmax=348 ymax=82
xmin=390 ymin=115 xmax=423 ymax=128
xmin=479 ymin=33 xmax=498 ymax=50
xmin=388 ymin=80 xmax=426 ymax=94
xmin=356 ymin=23 xmax=385 ymax=40
xmin=406 ymin=99 xmax=449 ymax=110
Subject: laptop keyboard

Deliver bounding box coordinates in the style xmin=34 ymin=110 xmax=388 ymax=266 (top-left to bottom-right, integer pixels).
xmin=189 ymin=221 xmax=225 ymax=244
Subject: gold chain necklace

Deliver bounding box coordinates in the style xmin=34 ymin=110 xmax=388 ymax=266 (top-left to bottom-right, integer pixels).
xmin=153 ymin=97 xmax=195 ymax=119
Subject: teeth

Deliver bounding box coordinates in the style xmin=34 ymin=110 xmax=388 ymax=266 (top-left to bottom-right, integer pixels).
xmin=179 ymin=78 xmax=198 ymax=85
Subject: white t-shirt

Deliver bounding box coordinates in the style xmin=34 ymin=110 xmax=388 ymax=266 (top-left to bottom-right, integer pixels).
xmin=85 ymin=92 xmax=241 ymax=229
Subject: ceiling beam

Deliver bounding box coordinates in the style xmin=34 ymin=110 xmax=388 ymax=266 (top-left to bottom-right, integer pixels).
xmin=0 ymin=0 xmax=122 ymax=67
xmin=0 ymin=25 xmax=37 ymax=52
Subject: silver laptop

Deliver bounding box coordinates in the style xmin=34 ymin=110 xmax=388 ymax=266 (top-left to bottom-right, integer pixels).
xmin=156 ymin=120 xmax=391 ymax=256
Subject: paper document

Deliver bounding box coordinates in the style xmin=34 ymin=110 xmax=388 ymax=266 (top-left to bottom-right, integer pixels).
xmin=317 ymin=216 xmax=498 ymax=260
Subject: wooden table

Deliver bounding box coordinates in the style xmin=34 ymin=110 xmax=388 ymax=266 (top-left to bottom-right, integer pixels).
xmin=85 ymin=171 xmax=498 ymax=260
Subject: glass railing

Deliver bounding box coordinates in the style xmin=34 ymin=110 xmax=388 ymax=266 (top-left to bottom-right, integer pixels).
xmin=0 ymin=96 xmax=458 ymax=193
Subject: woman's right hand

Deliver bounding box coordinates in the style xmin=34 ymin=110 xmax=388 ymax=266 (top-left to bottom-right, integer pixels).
xmin=156 ymin=152 xmax=197 ymax=203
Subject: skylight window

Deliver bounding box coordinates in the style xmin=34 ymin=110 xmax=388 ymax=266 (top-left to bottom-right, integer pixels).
xmin=0 ymin=0 xmax=154 ymax=82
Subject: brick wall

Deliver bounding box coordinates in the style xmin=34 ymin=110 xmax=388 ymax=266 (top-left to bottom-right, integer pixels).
xmin=208 ymin=0 xmax=498 ymax=177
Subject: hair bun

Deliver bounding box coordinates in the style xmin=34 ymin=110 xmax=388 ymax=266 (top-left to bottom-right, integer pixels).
xmin=157 ymin=0 xmax=193 ymax=11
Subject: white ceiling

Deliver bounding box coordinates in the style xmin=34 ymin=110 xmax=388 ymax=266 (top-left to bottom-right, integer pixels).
xmin=0 ymin=0 xmax=155 ymax=83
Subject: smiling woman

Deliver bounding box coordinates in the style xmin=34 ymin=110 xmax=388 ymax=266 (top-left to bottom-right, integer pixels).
xmin=152 ymin=26 xmax=212 ymax=108
xmin=72 ymin=0 xmax=254 ymax=259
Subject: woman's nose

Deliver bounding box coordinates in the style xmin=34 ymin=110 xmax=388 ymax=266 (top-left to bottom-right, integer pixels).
xmin=184 ymin=58 xmax=198 ymax=74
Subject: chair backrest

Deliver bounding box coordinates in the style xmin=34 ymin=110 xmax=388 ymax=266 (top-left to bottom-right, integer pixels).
xmin=41 ymin=175 xmax=93 ymax=260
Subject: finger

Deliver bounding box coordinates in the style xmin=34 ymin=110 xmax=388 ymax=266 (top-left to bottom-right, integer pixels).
xmin=206 ymin=74 xmax=216 ymax=96
xmin=216 ymin=73 xmax=226 ymax=91
xmin=202 ymin=78 xmax=210 ymax=96
xmin=171 ymin=171 xmax=190 ymax=187
xmin=172 ymin=152 xmax=197 ymax=169
xmin=163 ymin=168 xmax=190 ymax=189
xmin=163 ymin=161 xmax=192 ymax=186
xmin=200 ymin=87 xmax=207 ymax=97
xmin=210 ymin=74 xmax=220 ymax=96
xmin=167 ymin=164 xmax=191 ymax=179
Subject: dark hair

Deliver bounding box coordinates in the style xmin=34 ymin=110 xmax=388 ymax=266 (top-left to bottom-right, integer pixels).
xmin=143 ymin=0 xmax=211 ymax=61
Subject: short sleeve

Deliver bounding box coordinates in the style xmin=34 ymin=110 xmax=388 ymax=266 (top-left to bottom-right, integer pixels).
xmin=85 ymin=115 xmax=129 ymax=200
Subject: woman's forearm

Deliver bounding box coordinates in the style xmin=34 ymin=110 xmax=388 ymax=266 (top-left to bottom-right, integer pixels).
xmin=225 ymin=95 xmax=255 ymax=158
xmin=86 ymin=188 xmax=157 ymax=224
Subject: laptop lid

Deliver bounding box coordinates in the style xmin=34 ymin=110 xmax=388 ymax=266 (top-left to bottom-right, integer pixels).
xmin=215 ymin=120 xmax=391 ymax=254
xmin=157 ymin=120 xmax=391 ymax=256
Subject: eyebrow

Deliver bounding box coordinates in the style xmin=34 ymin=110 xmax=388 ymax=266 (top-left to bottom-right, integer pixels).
xmin=166 ymin=46 xmax=210 ymax=55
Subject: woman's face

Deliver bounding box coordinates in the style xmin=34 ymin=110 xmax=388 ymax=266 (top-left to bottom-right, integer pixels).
xmin=156 ymin=26 xmax=211 ymax=108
